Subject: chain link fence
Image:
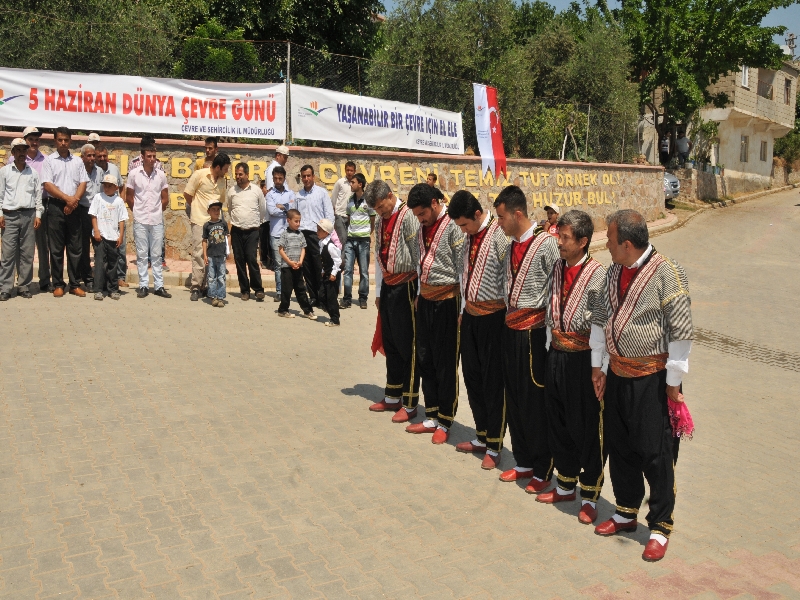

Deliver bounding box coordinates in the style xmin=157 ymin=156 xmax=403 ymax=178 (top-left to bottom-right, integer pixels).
xmin=0 ymin=8 xmax=644 ymax=163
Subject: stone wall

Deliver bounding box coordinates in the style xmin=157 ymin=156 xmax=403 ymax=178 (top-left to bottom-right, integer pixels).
xmin=672 ymin=165 xmax=787 ymax=202
xmin=1 ymin=132 xmax=665 ymax=260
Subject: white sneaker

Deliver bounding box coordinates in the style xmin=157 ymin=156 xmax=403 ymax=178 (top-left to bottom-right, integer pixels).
xmin=306 ymin=312 xmax=317 ymax=320
xmin=324 ymin=322 xmax=340 ymax=327
xmin=110 ymin=292 xmax=120 ymax=300
xmin=94 ymin=292 xmax=103 ymax=301
xmin=278 ymin=311 xmax=295 ymax=318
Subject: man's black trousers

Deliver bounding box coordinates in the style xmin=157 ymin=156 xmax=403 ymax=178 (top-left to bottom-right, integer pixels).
xmin=231 ymin=225 xmax=263 ymax=294
xmin=545 ymin=348 xmax=605 ymax=501
xmin=501 ymin=325 xmax=553 ymax=481
xmin=461 ymin=309 xmax=507 ymax=452
xmin=605 ymin=368 xmax=678 ymax=537
xmin=379 ymin=279 xmax=420 ymax=408
xmin=416 ymin=295 xmax=460 ymax=428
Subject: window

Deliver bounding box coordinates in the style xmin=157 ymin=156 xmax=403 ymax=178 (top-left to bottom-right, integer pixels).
xmin=741 ymin=66 xmax=750 ymax=88
xmin=760 ymin=140 xmax=768 ymax=162
xmin=740 ymin=135 xmax=749 ymax=162
xmin=786 ymin=78 xmax=793 ymax=105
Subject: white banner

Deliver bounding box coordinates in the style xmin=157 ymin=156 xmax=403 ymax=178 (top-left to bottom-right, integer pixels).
xmin=0 ymin=67 xmax=286 ymax=139
xmin=291 ymin=84 xmax=463 ymax=155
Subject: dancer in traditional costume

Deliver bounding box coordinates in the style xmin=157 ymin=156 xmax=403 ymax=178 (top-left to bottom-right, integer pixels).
xmin=447 ymin=190 xmax=509 ymax=470
xmin=493 ymin=186 xmax=560 ymax=493
xmin=404 ymin=184 xmax=465 ymax=441
xmin=365 ymin=180 xmax=422 ymax=422
xmin=535 ymin=210 xmax=607 ymax=524
xmin=594 ymin=209 xmax=693 ymax=563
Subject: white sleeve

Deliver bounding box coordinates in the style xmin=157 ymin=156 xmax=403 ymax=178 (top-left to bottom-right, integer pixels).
xmin=328 ymin=242 xmax=342 ymax=276
xmin=666 ymin=339 xmax=692 ymax=386
xmin=546 ymin=326 xmax=552 ymax=351
xmin=589 ymin=324 xmax=609 ymax=374
xmin=375 ymin=262 xmax=383 ymax=297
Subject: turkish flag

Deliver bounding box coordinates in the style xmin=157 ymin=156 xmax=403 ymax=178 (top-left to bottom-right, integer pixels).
xmin=473 ymin=83 xmax=507 ymax=178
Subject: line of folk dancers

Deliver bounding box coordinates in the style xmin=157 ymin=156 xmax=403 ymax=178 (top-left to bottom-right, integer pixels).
xmin=364 ymin=181 xmax=694 ymax=563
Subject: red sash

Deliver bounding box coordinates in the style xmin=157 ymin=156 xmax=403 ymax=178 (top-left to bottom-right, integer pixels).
xmin=505 ymin=307 xmax=545 ymax=330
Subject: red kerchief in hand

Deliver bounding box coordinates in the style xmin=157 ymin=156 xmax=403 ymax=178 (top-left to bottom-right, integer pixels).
xmin=371 ymin=314 xmax=385 ymax=357
xmin=668 ymin=398 xmax=694 ymax=439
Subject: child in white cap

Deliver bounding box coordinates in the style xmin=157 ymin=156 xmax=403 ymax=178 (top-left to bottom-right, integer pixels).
xmin=88 ymin=174 xmax=127 ymax=300
xmin=316 ymin=218 xmax=341 ymax=327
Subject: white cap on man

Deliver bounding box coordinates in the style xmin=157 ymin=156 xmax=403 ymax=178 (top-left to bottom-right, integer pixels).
xmin=276 ymin=145 xmax=290 ymax=156
xmin=10 ymin=138 xmax=27 ymax=149
xmin=87 ymin=133 xmax=101 ymax=143
xmin=22 ymin=126 xmax=40 ymax=139
xmin=544 ymin=203 xmax=560 ymax=214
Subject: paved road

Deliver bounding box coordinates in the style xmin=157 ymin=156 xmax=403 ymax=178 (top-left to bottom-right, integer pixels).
xmin=1 ymin=189 xmax=799 ymax=599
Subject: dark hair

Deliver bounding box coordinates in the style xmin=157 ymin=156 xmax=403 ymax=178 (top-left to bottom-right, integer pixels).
xmin=606 ymin=209 xmax=648 ymax=249
xmin=272 ymin=165 xmax=286 ymax=177
xmin=345 ymin=160 xmax=356 ymax=170
xmin=94 ymin=143 xmax=107 ymax=153
xmin=427 ymin=173 xmax=438 ymax=182
xmin=364 ymin=180 xmax=391 ymax=208
xmin=493 ymin=185 xmax=528 ymax=217
xmin=55 ymin=126 xmax=71 ymax=139
xmin=235 ymin=162 xmax=249 ymax=175
xmin=205 ymin=136 xmax=218 ymax=147
xmin=447 ymin=190 xmax=483 ymax=220
xmin=212 ymin=153 xmax=231 ymax=169
xmin=351 ymin=173 xmax=366 ymax=189
xmin=140 ymin=145 xmax=157 ymax=154
xmin=286 ymin=208 xmax=301 ymax=219
xmin=299 ymin=164 xmax=314 ymax=175
xmin=406 ymin=182 xmax=438 ymax=209
xmin=558 ymin=210 xmax=594 ymax=249
xmin=139 ymin=135 xmax=156 ymax=148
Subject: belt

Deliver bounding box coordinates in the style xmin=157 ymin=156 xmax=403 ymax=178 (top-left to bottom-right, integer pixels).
xmin=1 ymin=207 xmax=35 ymax=213
xmin=609 ymin=353 xmax=668 ymax=378
xmin=551 ymin=330 xmax=591 ymax=352
xmin=383 ymin=271 xmax=417 ymax=286
xmin=420 ymin=283 xmax=459 ymax=301
xmin=505 ymin=307 xmax=545 ymax=330
xmin=465 ymin=299 xmax=506 ymax=316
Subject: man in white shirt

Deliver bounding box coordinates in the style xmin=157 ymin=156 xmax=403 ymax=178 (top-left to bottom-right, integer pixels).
xmin=23 ymin=126 xmax=50 ymax=292
xmin=330 ymin=161 xmax=356 ymax=249
xmin=0 ymin=139 xmax=43 ymax=300
xmin=227 ymin=162 xmax=266 ymax=301
xmin=297 ymin=164 xmax=334 ymax=306
xmin=125 ymin=145 xmax=171 ymax=299
xmin=41 ymin=126 xmax=89 ymax=297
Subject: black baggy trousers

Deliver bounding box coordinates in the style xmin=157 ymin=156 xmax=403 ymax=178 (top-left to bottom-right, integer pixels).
xmin=545 ymin=348 xmax=605 ymax=501
xmin=461 ymin=309 xmax=507 ymax=451
xmin=416 ymin=295 xmax=460 ymax=428
xmin=379 ymin=279 xmax=420 ymax=409
xmin=501 ymin=325 xmax=553 ymax=481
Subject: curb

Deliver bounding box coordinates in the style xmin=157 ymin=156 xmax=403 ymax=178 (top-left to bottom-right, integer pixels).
xmin=705 ymin=184 xmax=798 ymax=209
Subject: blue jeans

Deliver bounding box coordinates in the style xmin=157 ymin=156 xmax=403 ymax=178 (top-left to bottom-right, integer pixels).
xmin=207 ymin=255 xmax=227 ymax=300
xmin=270 ymin=236 xmax=283 ymax=294
xmin=133 ymin=222 xmax=164 ymax=290
xmin=343 ymin=237 xmax=371 ymax=302
xmin=116 ymin=221 xmax=128 ymax=281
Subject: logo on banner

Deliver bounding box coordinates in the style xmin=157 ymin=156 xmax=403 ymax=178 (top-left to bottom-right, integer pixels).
xmin=0 ymin=90 xmax=22 ymax=107
xmin=301 ymin=100 xmax=331 ymax=117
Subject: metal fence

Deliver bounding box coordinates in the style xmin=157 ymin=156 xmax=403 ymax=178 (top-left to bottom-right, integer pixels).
xmin=0 ymin=9 xmax=643 ymax=163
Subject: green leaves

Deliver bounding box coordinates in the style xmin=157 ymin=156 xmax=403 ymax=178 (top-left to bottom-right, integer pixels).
xmin=173 ymin=19 xmax=264 ymax=83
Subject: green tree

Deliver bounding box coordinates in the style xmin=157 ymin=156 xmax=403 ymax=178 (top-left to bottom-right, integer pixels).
xmin=774 ymin=88 xmax=800 ymax=169
xmin=173 ymin=20 xmax=264 ymax=82
xmin=0 ymin=0 xmax=176 ymax=76
xmin=613 ymin=0 xmax=796 ymax=141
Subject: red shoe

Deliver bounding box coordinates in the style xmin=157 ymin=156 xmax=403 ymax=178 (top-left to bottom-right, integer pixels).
xmin=455 ymin=441 xmax=486 ymax=454
xmin=578 ymin=503 xmax=598 ymax=524
xmin=431 ymin=428 xmax=448 ymax=444
xmin=594 ymin=518 xmax=638 ymax=536
xmin=391 ymin=407 xmax=417 ymax=423
xmin=481 ymin=453 xmax=500 ymax=470
xmin=499 ymin=468 xmax=533 ymax=482
xmin=406 ymin=422 xmax=436 ymax=434
xmin=642 ymin=538 xmax=669 ymax=562
xmin=368 ymin=399 xmax=403 ymax=412
xmin=525 ymin=478 xmax=552 ymax=494
xmin=535 ymin=489 xmax=575 ymax=503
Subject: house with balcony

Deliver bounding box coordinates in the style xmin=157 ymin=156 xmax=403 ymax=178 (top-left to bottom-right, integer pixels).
xmin=699 ymin=61 xmax=798 ymax=194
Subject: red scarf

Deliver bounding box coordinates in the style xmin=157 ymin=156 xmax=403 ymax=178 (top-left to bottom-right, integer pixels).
xmin=422 ymin=216 xmax=445 ymax=251
xmin=380 ymin=209 xmax=402 ymax=269
xmin=562 ymin=263 xmax=582 ymax=302
xmin=467 ymin=225 xmax=491 ymax=278
xmin=620 ymin=266 xmax=639 ymax=299
xmin=511 ymin=236 xmax=535 ymax=276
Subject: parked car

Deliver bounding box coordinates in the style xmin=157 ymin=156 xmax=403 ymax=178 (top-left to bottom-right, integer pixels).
xmin=664 ymin=172 xmax=680 ymax=200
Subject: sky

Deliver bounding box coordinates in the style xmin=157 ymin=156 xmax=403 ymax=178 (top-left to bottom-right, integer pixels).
xmin=382 ymin=0 xmax=800 ymax=51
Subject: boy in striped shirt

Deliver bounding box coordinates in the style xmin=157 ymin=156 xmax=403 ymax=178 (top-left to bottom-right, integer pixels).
xmin=340 ymin=173 xmax=375 ymax=309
